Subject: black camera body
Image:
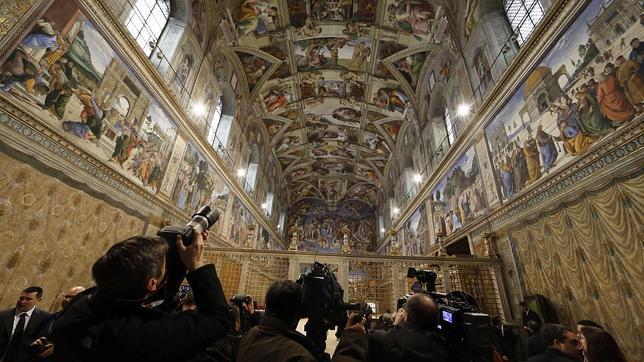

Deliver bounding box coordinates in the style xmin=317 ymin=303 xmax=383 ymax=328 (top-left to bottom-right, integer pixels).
xmin=158 ymin=206 xmax=219 ymax=246
xmin=230 ymin=295 xmax=251 ymax=305
xmin=401 ymin=268 xmax=494 ymax=362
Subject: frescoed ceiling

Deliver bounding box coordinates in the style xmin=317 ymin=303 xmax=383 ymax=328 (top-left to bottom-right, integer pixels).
xmin=224 ymin=0 xmax=458 ymax=207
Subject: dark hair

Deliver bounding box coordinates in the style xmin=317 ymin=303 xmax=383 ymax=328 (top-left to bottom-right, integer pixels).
xmin=92 ymin=235 xmax=168 ymax=299
xmin=519 ymin=301 xmax=527 ymax=307
xmin=22 ymin=286 xmax=43 ymax=299
xmin=577 ymin=319 xmax=603 ymax=329
xmin=404 ymin=292 xmax=439 ymax=330
xmin=492 ymin=316 xmax=502 ymax=326
xmin=541 ymin=324 xmax=573 ymax=346
xmin=580 ymin=326 xmax=625 ymax=362
xmin=265 ymin=280 xmax=302 ymax=325
xmin=527 ymin=320 xmax=541 ymax=332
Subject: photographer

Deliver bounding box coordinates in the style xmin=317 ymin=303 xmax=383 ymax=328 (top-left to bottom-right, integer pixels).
xmin=367 ymin=292 xmax=448 ymax=362
xmin=230 ymin=295 xmax=261 ymax=334
xmin=51 ymin=231 xmax=233 ymax=361
xmin=237 ymin=280 xmax=368 ymax=362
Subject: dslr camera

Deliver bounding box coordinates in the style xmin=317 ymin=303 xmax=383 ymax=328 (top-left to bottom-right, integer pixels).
xmin=158 ymin=205 xmax=219 ymax=246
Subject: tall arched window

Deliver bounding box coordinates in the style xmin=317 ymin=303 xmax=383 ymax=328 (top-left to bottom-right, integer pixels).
xmin=504 ymin=0 xmax=545 ymax=46
xmin=444 ymin=106 xmax=455 ymax=145
xmin=125 ymin=0 xmax=171 ymax=55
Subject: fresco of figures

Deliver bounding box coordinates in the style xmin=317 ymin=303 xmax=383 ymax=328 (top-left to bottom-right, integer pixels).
xmin=294 ymin=37 xmax=373 ymax=72
xmin=236 ymin=51 xmax=273 ymax=93
xmin=403 ymin=203 xmax=429 ymax=256
xmin=229 ymin=196 xmax=256 ymax=246
xmin=288 ymin=198 xmax=376 ymax=253
xmin=171 ymin=143 xmax=229 ymax=237
xmin=430 ymin=146 xmax=488 ymax=237
xmin=485 ymin=0 xmax=643 ymax=202
xmin=0 ymin=0 xmax=177 ymax=193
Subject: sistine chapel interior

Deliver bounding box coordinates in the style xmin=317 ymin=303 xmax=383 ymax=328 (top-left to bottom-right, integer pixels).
xmin=0 ymin=0 xmax=641 ymax=360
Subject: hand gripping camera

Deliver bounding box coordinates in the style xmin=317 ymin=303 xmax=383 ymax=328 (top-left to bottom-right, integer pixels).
xmin=158 ymin=206 xmax=219 ymax=246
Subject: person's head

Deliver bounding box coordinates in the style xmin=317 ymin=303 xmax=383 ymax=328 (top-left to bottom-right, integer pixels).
xmin=491 ymin=316 xmax=503 ymax=328
xmin=631 ymin=37 xmax=640 ymax=48
xmin=542 ymin=324 xmax=580 ymax=360
xmin=182 ymin=290 xmax=196 ymax=311
xmin=92 ymin=235 xmax=168 ymax=300
xmin=265 ymin=280 xmax=302 ymax=327
xmin=61 ymin=286 xmax=85 ymax=309
xmin=16 ymin=286 xmax=43 ymax=312
xmin=527 ymin=320 xmax=541 ymax=333
xmin=576 ymin=319 xmax=603 ymax=335
xmin=579 ymin=326 xmax=625 ymax=362
xmin=403 ymin=292 xmax=439 ymax=330
xmin=519 ymin=301 xmax=528 ymax=312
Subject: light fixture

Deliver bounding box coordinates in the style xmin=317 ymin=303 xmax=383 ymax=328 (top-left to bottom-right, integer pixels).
xmin=393 ymin=207 xmax=400 ymax=214
xmin=457 ymin=103 xmax=471 ymax=117
xmin=261 ymin=203 xmax=267 ymax=209
xmin=192 ymin=102 xmax=207 ymax=116
xmin=236 ymin=168 xmax=246 ymax=177
xmin=380 ymin=228 xmax=386 ymax=233
xmin=413 ymin=173 xmax=423 ymax=183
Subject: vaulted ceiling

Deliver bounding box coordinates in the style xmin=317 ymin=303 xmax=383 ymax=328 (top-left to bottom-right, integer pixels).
xmin=226 ymin=0 xmax=458 ymax=208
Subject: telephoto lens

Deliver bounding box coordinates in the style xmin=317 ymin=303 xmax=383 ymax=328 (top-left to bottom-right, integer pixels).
xmin=157 ymin=205 xmax=220 ymax=246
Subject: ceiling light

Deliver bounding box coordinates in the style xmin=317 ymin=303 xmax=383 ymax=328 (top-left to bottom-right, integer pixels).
xmin=261 ymin=203 xmax=267 ymax=209
xmin=236 ymin=168 xmax=246 ymax=177
xmin=192 ymin=102 xmax=207 ymax=116
xmin=457 ymin=103 xmax=471 ymax=117
xmin=393 ymin=207 xmax=400 ymax=214
xmin=380 ymin=228 xmax=386 ymax=233
xmin=413 ymin=173 xmax=423 ymax=183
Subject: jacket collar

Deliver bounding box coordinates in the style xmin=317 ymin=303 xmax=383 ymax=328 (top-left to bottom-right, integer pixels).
xmin=259 ymin=316 xmax=323 ymax=358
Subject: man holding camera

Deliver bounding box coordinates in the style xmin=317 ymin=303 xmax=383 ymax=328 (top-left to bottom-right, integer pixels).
xmin=51 ymin=231 xmax=233 ymax=361
xmin=237 ymin=280 xmax=368 ymax=362
xmin=368 ymin=292 xmax=449 ymax=362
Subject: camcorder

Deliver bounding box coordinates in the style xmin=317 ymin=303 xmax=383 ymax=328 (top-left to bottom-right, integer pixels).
xmin=400 ymin=268 xmax=495 ymax=362
xmin=230 ymin=295 xmax=252 ymax=305
xmin=298 ymin=262 xmax=361 ymax=347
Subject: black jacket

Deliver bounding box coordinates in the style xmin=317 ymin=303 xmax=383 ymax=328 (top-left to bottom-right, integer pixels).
xmin=0 ymin=307 xmax=51 ymax=362
xmin=521 ymin=309 xmax=540 ymax=327
xmin=493 ymin=325 xmax=517 ymax=360
xmin=236 ymin=315 xmax=368 ymax=362
xmin=526 ymin=331 xmax=547 ymax=358
xmin=51 ymin=264 xmax=232 ymax=362
xmin=527 ymin=347 xmax=577 ymax=362
xmin=368 ymin=325 xmax=449 ymax=362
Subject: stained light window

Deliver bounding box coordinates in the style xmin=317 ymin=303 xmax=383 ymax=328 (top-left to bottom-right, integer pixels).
xmin=444 ymin=106 xmax=455 ymax=145
xmin=125 ymin=0 xmax=171 ymax=56
xmin=504 ymin=0 xmax=545 ymax=46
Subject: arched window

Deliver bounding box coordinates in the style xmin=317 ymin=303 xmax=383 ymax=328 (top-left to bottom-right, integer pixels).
xmin=444 ymin=106 xmax=455 ymax=145
xmin=504 ymin=0 xmax=544 ymax=46
xmin=125 ymin=0 xmax=171 ymax=56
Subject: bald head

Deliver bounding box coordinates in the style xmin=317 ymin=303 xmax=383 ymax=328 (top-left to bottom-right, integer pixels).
xmin=61 ymin=286 xmax=85 ymax=309
xmin=404 ymin=292 xmax=439 ymax=330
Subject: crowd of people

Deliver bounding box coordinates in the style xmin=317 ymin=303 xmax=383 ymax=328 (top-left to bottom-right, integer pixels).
xmin=0 ymin=231 xmax=629 ymax=361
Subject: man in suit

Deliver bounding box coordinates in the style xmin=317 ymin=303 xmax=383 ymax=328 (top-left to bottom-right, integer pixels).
xmin=520 ymin=301 xmax=541 ymax=329
xmin=525 ymin=320 xmax=547 ymax=358
xmin=492 ymin=316 xmax=518 ymax=361
xmin=0 ymin=286 xmax=51 ymax=362
xmin=527 ymin=324 xmax=582 ymax=362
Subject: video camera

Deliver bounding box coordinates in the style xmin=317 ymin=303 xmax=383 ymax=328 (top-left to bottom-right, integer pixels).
xmin=401 ymin=268 xmax=494 ymax=362
xmin=298 ymin=262 xmax=361 ymax=327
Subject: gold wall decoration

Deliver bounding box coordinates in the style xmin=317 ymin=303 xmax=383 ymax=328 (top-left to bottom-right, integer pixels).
xmin=0 ymin=151 xmax=145 ymax=310
xmin=511 ymin=173 xmax=644 ymax=360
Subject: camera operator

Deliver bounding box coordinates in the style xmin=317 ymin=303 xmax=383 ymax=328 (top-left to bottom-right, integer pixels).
xmin=237 ymin=280 xmax=368 ymax=362
xmin=50 ymin=232 xmax=233 ymax=362
xmin=367 ymin=292 xmax=449 ymax=362
xmin=231 ymin=296 xmax=261 ymax=334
